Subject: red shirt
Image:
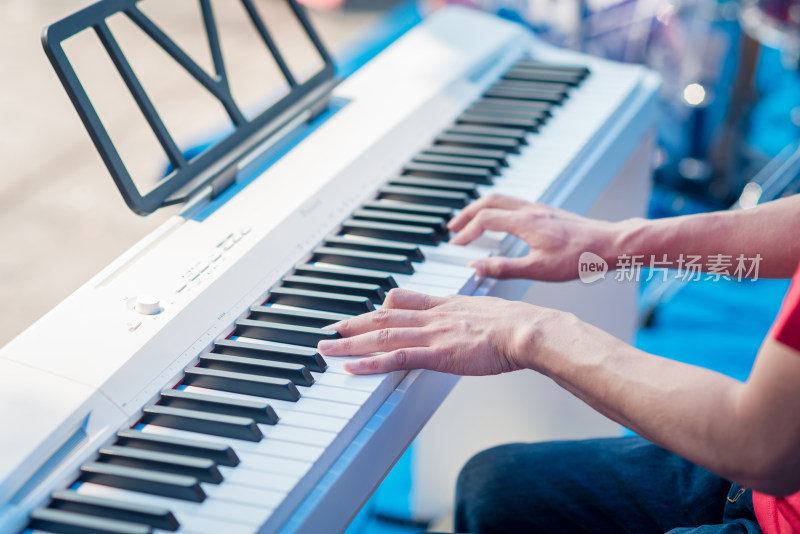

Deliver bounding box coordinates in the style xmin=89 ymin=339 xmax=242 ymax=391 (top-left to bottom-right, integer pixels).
xmin=753 ymin=263 xmax=800 ymax=533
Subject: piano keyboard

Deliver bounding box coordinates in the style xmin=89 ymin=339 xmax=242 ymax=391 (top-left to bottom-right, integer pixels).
xmin=23 ymin=56 xmax=592 ymax=534
xmin=3 ymin=6 xmax=659 ymax=534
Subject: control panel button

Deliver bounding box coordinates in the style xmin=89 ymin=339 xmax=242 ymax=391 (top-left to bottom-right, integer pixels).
xmin=133 ymin=294 xmax=162 ymax=315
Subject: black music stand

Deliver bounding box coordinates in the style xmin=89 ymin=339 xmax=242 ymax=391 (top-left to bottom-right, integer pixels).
xmin=43 ymin=0 xmax=337 ymax=215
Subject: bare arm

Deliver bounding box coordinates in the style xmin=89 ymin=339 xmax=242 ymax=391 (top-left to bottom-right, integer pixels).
xmin=319 ymin=290 xmax=800 ymax=495
xmin=448 ymin=193 xmax=800 ymax=280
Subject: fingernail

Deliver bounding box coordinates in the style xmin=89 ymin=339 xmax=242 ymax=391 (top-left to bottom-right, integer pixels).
xmin=343 ymin=360 xmax=358 ymax=373
xmin=470 ymin=260 xmax=484 ymax=274
xmin=318 ymin=340 xmax=334 ymax=352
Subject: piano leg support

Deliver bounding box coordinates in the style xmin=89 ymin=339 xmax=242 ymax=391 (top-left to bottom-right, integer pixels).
xmin=410 ymin=131 xmax=655 ymax=521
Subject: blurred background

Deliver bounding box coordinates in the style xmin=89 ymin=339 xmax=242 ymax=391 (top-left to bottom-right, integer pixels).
xmin=2 ymin=0 xmax=800 ymax=532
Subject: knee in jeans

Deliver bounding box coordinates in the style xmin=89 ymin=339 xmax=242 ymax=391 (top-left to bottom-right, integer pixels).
xmin=455 ymin=444 xmax=523 ymax=531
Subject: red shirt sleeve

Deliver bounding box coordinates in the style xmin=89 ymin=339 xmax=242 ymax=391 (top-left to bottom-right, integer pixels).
xmin=771 ymin=263 xmax=800 ymax=351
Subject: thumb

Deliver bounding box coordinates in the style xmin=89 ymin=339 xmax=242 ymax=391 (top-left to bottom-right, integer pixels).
xmin=470 ymin=256 xmax=532 ymax=280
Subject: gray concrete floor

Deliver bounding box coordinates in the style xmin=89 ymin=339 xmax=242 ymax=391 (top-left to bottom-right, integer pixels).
xmin=0 ymin=1 xmax=380 ymax=348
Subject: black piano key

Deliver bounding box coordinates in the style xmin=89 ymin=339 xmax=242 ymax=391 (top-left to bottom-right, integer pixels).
xmin=361 ymin=199 xmax=456 ymax=221
xmin=311 ymin=246 xmax=415 ymax=274
xmin=340 ymin=218 xmax=440 ymax=245
xmin=79 ymin=462 xmax=206 ymax=502
xmin=29 ymin=507 xmax=152 ymax=534
xmin=513 ymin=58 xmax=590 ymax=76
xmin=421 ymin=144 xmax=509 ymax=165
xmin=378 ymin=185 xmax=472 ymax=209
xmin=403 ymin=161 xmax=495 ymax=184
xmin=269 ymin=286 xmax=377 ymax=314
xmin=352 ymin=209 xmax=449 ymax=238
xmin=214 ymin=338 xmax=328 ymax=372
xmin=182 ymin=367 xmax=300 ymax=402
xmin=49 ymin=490 xmax=179 ymax=532
xmin=237 ymin=316 xmax=340 ymax=347
xmin=446 ymin=124 xmax=529 ymax=144
xmin=411 ymin=153 xmax=502 ymax=174
xmin=249 ymin=304 xmax=351 ymax=329
xmin=389 ymin=176 xmax=480 ymax=198
xmin=324 ymin=235 xmax=425 ymax=262
xmin=116 ymin=429 xmax=239 ymax=467
xmin=141 ymin=405 xmax=264 ymax=442
xmin=458 ymin=112 xmax=541 ymax=131
xmin=293 ymin=263 xmax=398 ymax=292
xmin=484 ymin=86 xmax=565 ymax=104
xmin=475 ymin=97 xmax=552 ymax=112
xmin=198 ymin=352 xmax=314 ymax=386
xmin=503 ymin=67 xmax=583 ymax=85
xmin=97 ymin=446 xmax=223 ymax=484
xmin=160 ymin=389 xmax=279 ymax=425
xmin=494 ymin=79 xmax=572 ymax=93
xmin=467 ymin=103 xmax=549 ymax=121
xmin=435 ymin=133 xmax=521 ymax=154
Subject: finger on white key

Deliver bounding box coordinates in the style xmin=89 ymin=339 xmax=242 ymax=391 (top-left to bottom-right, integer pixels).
xmin=469 ymin=230 xmax=516 ymax=254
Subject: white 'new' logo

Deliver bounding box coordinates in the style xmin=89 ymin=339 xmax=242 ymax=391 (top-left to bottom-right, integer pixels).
xmin=578 ymin=252 xmax=608 ymax=284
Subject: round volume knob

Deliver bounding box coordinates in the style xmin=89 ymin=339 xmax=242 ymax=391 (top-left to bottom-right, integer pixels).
xmin=134 ymin=294 xmax=162 ymax=315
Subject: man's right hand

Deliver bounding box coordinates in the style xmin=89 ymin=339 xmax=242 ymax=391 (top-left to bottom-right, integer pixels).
xmin=448 ymin=194 xmax=630 ymax=281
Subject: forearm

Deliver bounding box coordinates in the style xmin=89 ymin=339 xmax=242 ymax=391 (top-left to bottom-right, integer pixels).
xmin=610 ymin=195 xmax=800 ymax=278
xmin=523 ymin=312 xmax=798 ymax=493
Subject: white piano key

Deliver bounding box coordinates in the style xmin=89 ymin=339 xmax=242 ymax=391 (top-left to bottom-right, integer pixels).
xmin=255 ymin=440 xmax=326 ymax=463
xmin=392 ymin=271 xmax=464 ymax=290
xmin=310 ymin=371 xmax=386 ymax=392
xmin=200 ymin=481 xmax=286 ymax=509
xmin=148 ymin=422 xmax=325 ymax=463
xmin=470 ymin=230 xmax=516 ymax=254
xmin=412 ymin=260 xmax=475 ymax=279
xmin=419 ymin=242 xmax=495 ymax=265
xmin=75 ymin=481 xmax=271 ymax=528
xmin=268 ymin=410 xmax=348 ymax=433
xmin=176 ymin=515 xmax=256 ymax=534
xmin=266 ymin=394 xmax=360 ymax=419
xmin=182 ymin=385 xmax=360 ymax=419
xmin=236 ymin=452 xmax=312 ymax=478
xmin=297 ymin=383 xmax=370 ymax=405
xmin=256 ymin=425 xmax=336 ymax=448
xmin=218 ymin=466 xmax=298 ymax=493
xmin=399 ymin=283 xmax=455 ymax=298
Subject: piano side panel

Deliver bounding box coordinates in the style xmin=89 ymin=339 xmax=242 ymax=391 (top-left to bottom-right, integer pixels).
xmin=411 ymin=132 xmax=655 ymax=520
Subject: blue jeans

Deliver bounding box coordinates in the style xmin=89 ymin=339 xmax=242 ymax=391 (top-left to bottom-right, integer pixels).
xmin=454 ymin=436 xmax=761 ymax=534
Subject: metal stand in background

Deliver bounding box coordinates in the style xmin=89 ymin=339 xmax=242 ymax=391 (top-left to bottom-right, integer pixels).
xmin=640 ymin=140 xmax=800 ymax=327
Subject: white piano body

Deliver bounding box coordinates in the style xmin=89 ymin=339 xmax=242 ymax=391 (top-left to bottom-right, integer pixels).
xmin=0 ymin=6 xmax=660 ymax=533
